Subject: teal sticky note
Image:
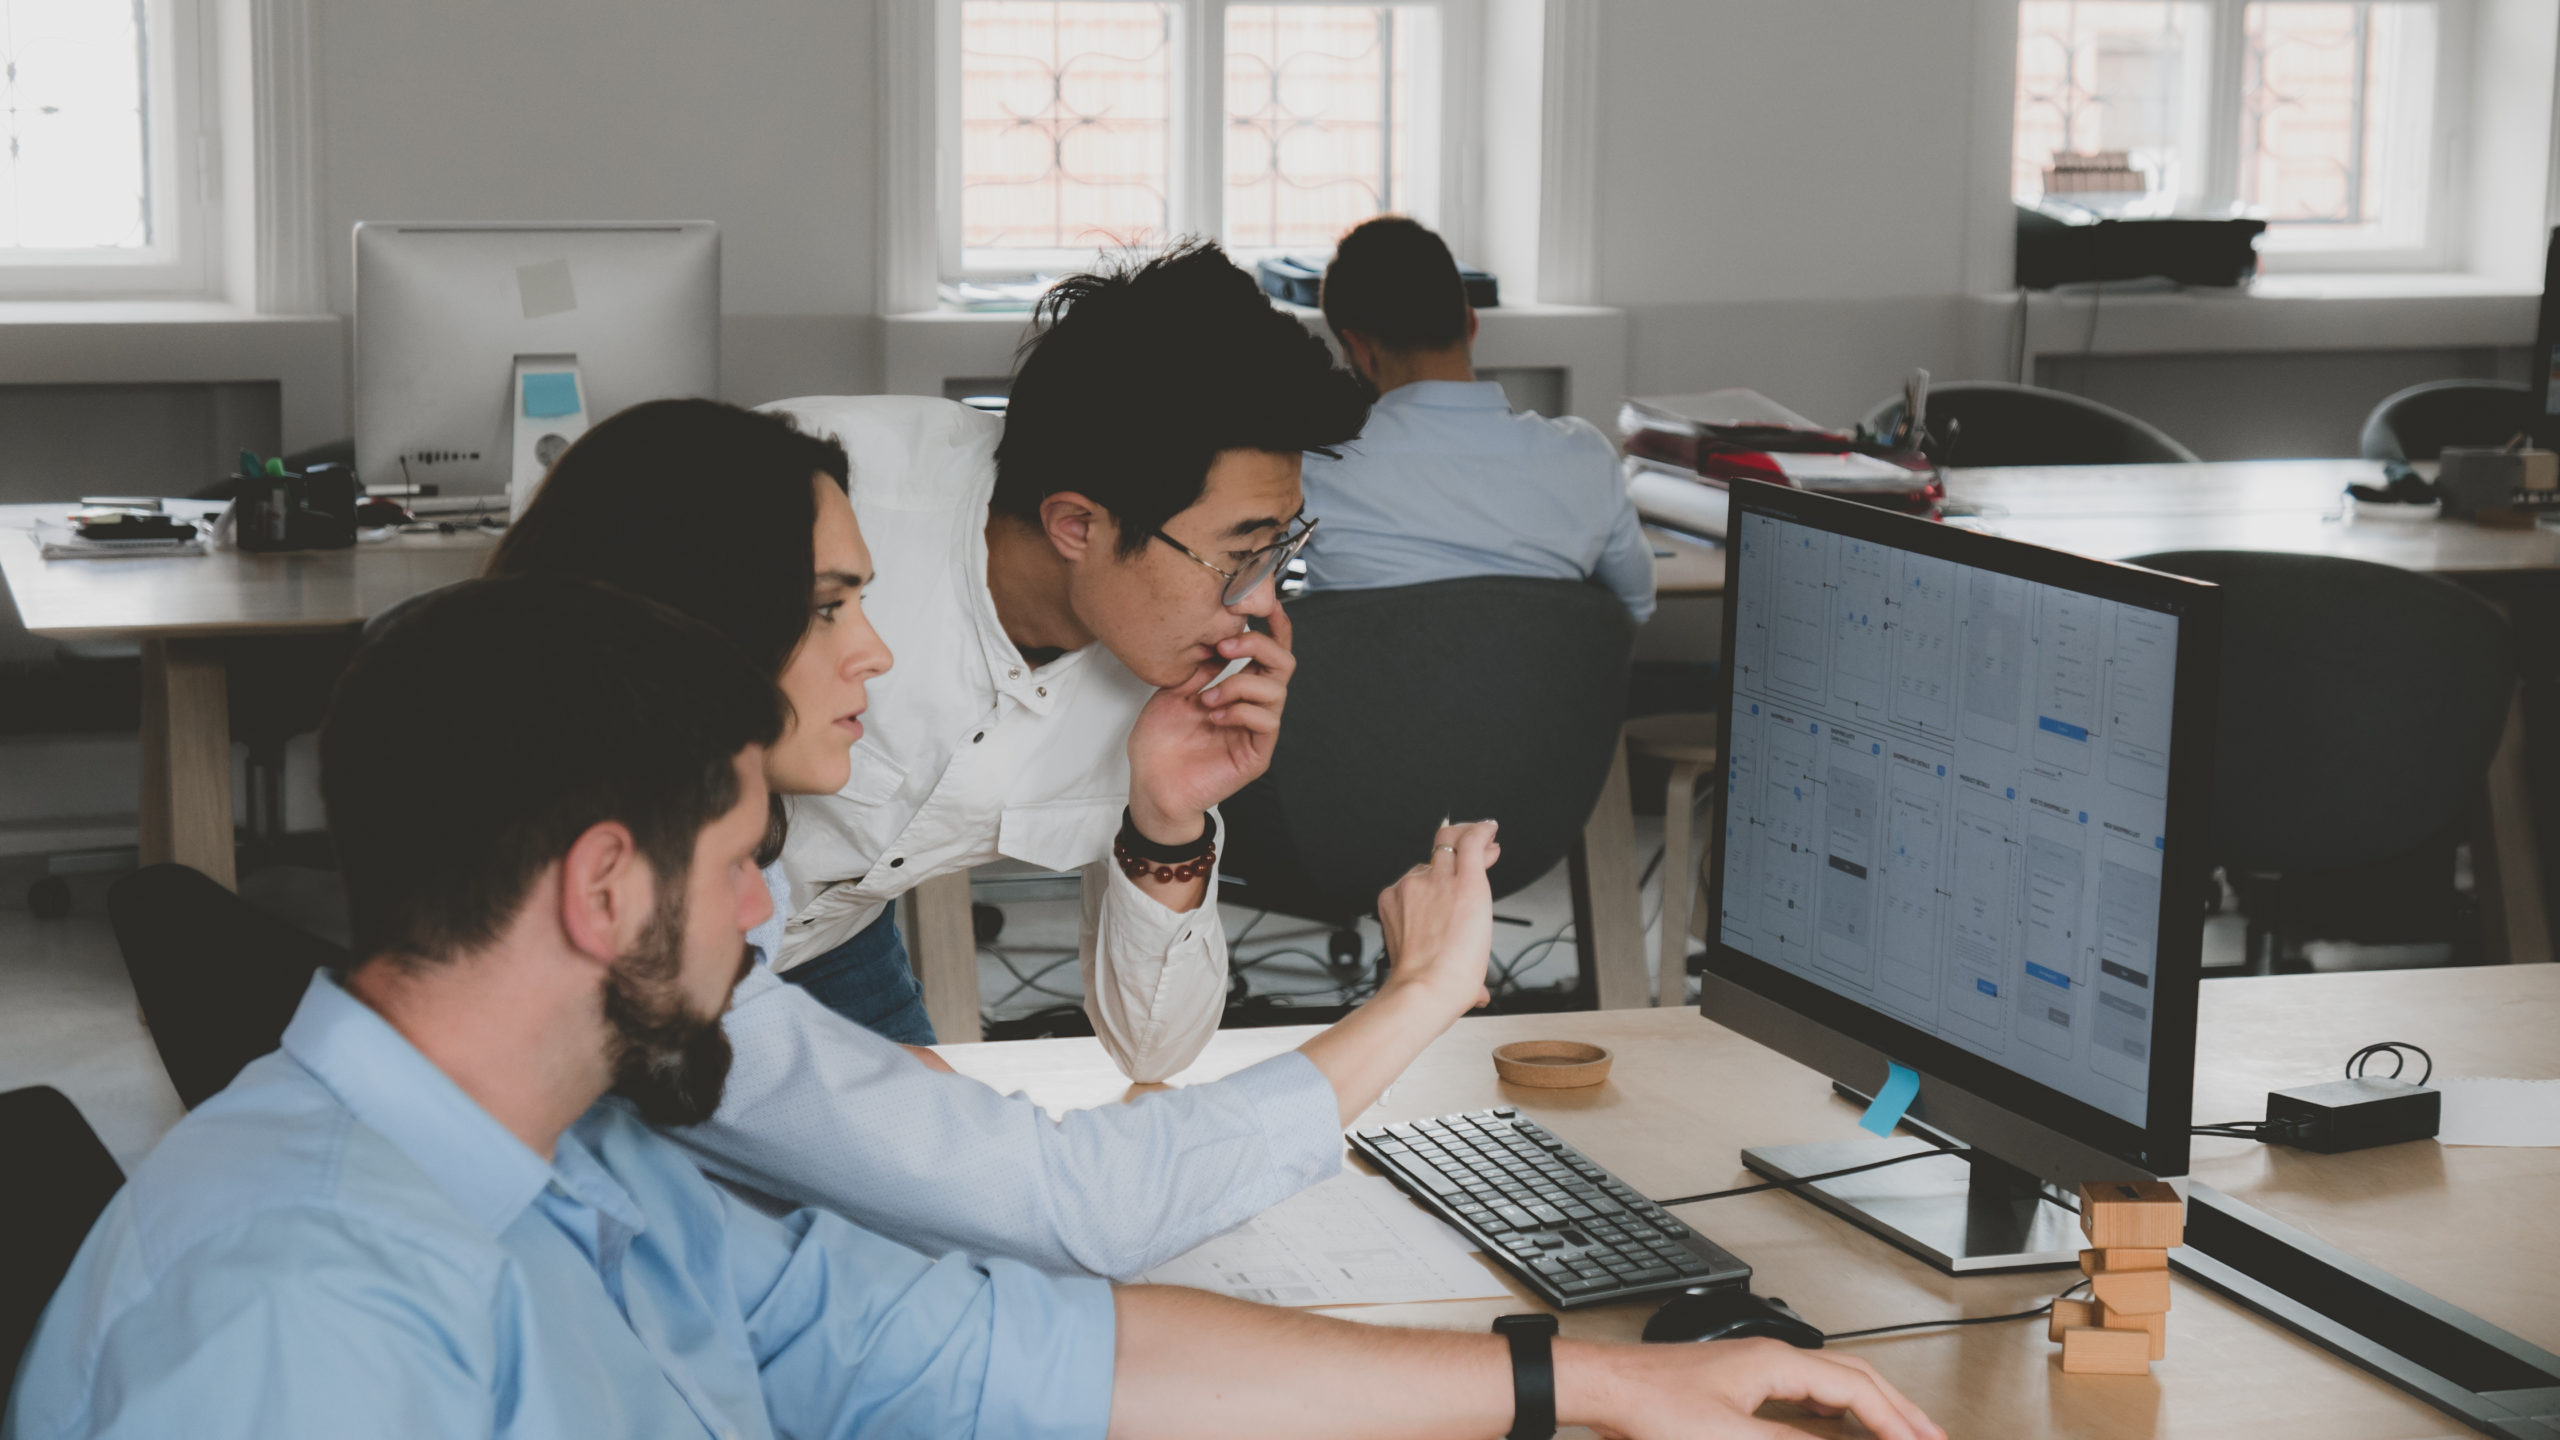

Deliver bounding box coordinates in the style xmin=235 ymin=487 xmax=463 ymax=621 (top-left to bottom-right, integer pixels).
xmin=1858 ymin=1062 xmax=1920 ymax=1137
xmin=522 ymin=371 xmax=581 ymax=419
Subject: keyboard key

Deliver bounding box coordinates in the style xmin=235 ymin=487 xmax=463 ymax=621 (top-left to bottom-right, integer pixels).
xmin=1530 ymin=1257 xmax=1567 ymax=1276
xmin=1559 ymin=1278 xmax=1610 ymax=1296
xmin=1533 ymin=1234 xmax=1566 ymax=1250
xmin=1560 ymin=1204 xmax=1595 ymax=1221
xmin=1413 ymin=1169 xmax=1462 ymax=1195
xmin=1493 ymin=1204 xmax=1538 ymax=1230
xmin=1527 ymin=1203 xmax=1568 ymax=1225
xmin=1622 ymin=1264 xmax=1679 ymax=1285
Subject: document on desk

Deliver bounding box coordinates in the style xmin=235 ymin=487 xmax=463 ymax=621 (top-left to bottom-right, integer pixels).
xmin=1136 ymin=1173 xmax=1511 ymax=1307
xmin=2434 ymin=1078 xmax=2560 ymax=1146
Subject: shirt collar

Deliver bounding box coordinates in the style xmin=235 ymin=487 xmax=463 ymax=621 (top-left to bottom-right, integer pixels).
xmin=963 ymin=491 xmax=1089 ymax=715
xmin=280 ymin=970 xmax=558 ymax=1239
xmin=1377 ymin=379 xmax=1509 ymax=411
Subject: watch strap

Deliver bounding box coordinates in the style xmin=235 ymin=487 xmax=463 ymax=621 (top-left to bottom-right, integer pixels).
xmin=1491 ymin=1313 xmax=1559 ymax=1440
xmin=1115 ymin=806 xmax=1215 ymax=862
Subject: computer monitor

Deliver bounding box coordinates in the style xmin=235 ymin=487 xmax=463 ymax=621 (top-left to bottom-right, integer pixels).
xmin=1700 ymin=478 xmax=2220 ymax=1274
xmin=354 ymin=222 xmax=720 ymax=513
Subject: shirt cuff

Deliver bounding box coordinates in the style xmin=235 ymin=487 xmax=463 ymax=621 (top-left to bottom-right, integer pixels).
xmin=1217 ymin=1051 xmax=1348 ymax=1200
xmin=977 ymin=1264 xmax=1118 ymax=1440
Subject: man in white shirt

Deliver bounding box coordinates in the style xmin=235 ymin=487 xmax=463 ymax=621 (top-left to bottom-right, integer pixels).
xmin=772 ymin=243 xmax=1373 ymax=1080
xmin=1299 ymin=216 xmax=1656 ymax=622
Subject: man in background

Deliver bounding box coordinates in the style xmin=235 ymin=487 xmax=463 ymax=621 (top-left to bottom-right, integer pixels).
xmin=1300 ymin=215 xmax=1655 ymax=622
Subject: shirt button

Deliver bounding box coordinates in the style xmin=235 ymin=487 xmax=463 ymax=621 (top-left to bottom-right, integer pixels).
xmin=1008 ymin=667 xmax=1022 ymax=679
xmin=889 ymin=857 xmax=905 ymax=868
xmin=972 ymin=731 xmax=984 ymax=743
xmin=1036 ymin=685 xmax=1047 ymax=697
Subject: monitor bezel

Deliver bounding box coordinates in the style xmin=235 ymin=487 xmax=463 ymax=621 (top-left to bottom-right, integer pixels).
xmin=1704 ymin=478 xmax=2219 ymax=1180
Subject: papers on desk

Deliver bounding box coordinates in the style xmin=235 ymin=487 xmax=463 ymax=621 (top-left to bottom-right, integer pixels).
xmin=31 ymin=522 xmax=207 ymax=560
xmin=1136 ymin=1173 xmax=1510 ymax=1307
xmin=2434 ymin=1078 xmax=2560 ymax=1146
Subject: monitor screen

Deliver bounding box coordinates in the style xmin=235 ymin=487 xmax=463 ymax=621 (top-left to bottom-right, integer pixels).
xmin=1717 ymin=503 xmax=2182 ymax=1129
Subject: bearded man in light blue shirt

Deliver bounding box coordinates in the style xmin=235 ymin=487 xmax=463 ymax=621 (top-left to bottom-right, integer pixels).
xmin=1298 ymin=217 xmax=1657 ymax=623
xmin=6 ymin=575 xmax=1940 ymax=1440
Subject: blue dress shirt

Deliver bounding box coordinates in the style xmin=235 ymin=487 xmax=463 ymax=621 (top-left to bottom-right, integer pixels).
xmin=3 ymin=972 xmax=1117 ymax=1440
xmin=1299 ymin=380 xmax=1656 ymax=622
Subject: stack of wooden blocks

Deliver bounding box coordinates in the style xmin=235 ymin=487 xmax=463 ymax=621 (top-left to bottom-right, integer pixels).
xmin=2050 ymin=1180 xmax=2182 ymax=1374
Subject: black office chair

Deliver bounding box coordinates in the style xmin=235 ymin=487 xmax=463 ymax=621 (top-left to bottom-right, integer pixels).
xmin=2358 ymin=380 xmax=2534 ymax=462
xmin=2133 ymin=551 xmax=2518 ymax=972
xmin=1862 ymin=381 xmax=2201 ymax=467
xmin=1 ymin=1086 xmax=124 ymax=1386
xmin=1218 ymin=577 xmax=1637 ymax=1004
xmin=108 ymin=863 xmax=347 ymax=1108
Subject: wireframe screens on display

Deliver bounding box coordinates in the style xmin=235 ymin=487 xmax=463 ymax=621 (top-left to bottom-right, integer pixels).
xmin=1706 ymin=481 xmax=2217 ymax=1178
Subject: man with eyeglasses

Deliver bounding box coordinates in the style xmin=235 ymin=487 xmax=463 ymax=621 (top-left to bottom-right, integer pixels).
xmin=761 ymin=242 xmax=1370 ymax=1085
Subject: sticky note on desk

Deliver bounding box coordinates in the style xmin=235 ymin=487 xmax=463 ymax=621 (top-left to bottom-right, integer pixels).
xmin=522 ymin=371 xmax=581 ymax=419
xmin=1859 ymin=1062 xmax=1920 ymax=1136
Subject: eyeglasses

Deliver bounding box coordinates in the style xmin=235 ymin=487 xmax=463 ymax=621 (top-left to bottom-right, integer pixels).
xmin=1151 ymin=514 xmax=1320 ymax=608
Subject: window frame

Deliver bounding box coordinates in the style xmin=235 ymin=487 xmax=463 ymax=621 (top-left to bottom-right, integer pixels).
xmin=0 ymin=0 xmax=220 ymax=298
xmin=2011 ymin=0 xmax=2470 ymax=274
xmin=935 ymin=0 xmax=1481 ymax=281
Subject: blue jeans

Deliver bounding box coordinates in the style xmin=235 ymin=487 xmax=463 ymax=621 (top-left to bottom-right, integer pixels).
xmin=780 ymin=908 xmax=938 ymax=1045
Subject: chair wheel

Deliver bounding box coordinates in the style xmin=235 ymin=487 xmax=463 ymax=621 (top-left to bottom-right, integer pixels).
xmin=971 ymin=902 xmax=1005 ymax=945
xmin=28 ymin=875 xmax=72 ymax=919
xmin=1326 ymin=927 xmax=1365 ymax=981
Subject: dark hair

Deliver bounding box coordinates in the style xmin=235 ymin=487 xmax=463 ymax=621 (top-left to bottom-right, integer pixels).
xmin=321 ymin=574 xmax=785 ymax=968
xmin=1321 ymin=216 xmax=1469 ymax=353
xmin=488 ymin=398 xmax=850 ymax=682
xmin=993 ymin=240 xmax=1372 ymax=557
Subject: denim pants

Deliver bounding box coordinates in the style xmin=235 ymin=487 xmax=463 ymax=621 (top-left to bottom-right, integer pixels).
xmin=779 ymin=907 xmax=938 ymax=1045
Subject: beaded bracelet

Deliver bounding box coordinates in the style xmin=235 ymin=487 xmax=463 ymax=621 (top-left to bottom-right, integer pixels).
xmin=1113 ymin=806 xmax=1217 ymax=883
xmin=1112 ymin=836 xmax=1218 ymax=885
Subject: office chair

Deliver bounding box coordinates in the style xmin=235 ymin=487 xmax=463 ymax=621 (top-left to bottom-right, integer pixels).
xmin=1861 ymin=381 xmax=2201 ymax=467
xmin=2358 ymin=380 xmax=2533 ymax=462
xmin=2133 ymin=551 xmax=2518 ymax=973
xmin=1 ymin=1086 xmax=124 ymax=1383
xmin=1217 ymin=576 xmax=1637 ymax=1008
xmin=108 ymin=863 xmax=347 ymax=1108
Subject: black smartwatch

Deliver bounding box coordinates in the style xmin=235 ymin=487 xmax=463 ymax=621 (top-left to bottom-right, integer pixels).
xmin=1492 ymin=1313 xmax=1559 ymax=1440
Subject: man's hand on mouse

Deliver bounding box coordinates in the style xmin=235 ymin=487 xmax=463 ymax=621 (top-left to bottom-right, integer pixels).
xmin=1559 ymin=1335 xmax=1945 ymax=1440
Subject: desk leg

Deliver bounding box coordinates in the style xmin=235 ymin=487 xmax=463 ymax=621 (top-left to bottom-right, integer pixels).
xmin=2478 ymin=687 xmax=2550 ymax=965
xmin=138 ymin=639 xmax=234 ymax=889
xmin=1569 ymin=732 xmax=1649 ymax=1010
xmin=1657 ymin=760 xmax=1707 ymax=1007
xmin=901 ymin=870 xmax=982 ymax=1042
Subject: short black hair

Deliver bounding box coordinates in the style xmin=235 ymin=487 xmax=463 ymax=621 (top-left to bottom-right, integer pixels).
xmin=1321 ymin=216 xmax=1469 ymax=353
xmin=321 ymin=575 xmax=785 ymax=969
xmin=490 ymin=398 xmax=850 ymax=683
xmin=994 ymin=241 xmax=1371 ymax=557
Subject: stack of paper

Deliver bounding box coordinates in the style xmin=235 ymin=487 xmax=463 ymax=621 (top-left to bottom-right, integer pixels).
xmin=1137 ymin=1173 xmax=1511 ymax=1308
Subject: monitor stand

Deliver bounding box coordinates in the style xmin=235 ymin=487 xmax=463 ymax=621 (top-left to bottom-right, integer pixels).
xmin=1740 ymin=1134 xmax=2086 ymax=1275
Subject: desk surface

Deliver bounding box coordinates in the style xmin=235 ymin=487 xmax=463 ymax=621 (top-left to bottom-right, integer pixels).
xmin=1643 ymin=524 xmax=1726 ymax=595
xmin=940 ymin=965 xmax=2560 ymax=1439
xmin=0 ymin=503 xmax=497 ymax=640
xmin=1944 ymin=458 xmax=2560 ymax=574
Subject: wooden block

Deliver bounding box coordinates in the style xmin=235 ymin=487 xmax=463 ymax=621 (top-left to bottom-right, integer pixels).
xmin=2081 ymin=1246 xmax=2167 ymax=1273
xmin=2098 ymin=1302 xmax=2168 ymax=1361
xmin=2047 ymin=1297 xmax=2096 ymax=1343
xmin=2088 ymin=1266 xmax=2172 ymax=1315
xmin=2078 ymin=1181 xmax=2183 ymax=1249
xmin=2061 ymin=1326 xmax=2153 ymax=1375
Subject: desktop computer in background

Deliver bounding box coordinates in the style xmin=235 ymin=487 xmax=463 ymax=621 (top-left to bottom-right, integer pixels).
xmin=1702 ymin=478 xmax=2220 ymax=1274
xmin=354 ymin=222 xmax=720 ymax=517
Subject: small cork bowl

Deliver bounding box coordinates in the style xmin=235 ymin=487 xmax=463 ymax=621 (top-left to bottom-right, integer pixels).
xmin=1492 ymin=1040 xmax=1614 ymax=1088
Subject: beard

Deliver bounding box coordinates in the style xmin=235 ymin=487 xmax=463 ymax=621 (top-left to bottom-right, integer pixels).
xmin=602 ymin=889 xmax=749 ymax=1128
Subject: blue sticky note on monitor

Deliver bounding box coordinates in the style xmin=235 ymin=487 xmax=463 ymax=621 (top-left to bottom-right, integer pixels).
xmin=522 ymin=371 xmax=581 ymax=419
xmin=1859 ymin=1063 xmax=1920 ymax=1137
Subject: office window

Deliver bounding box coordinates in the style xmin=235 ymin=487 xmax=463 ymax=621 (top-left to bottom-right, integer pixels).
xmin=0 ymin=0 xmax=209 ymax=294
xmin=2012 ymin=0 xmax=2448 ymax=267
xmin=946 ymin=0 xmax=1453 ymax=276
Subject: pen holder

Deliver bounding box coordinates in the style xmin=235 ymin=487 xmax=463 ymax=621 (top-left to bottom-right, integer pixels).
xmin=2437 ymin=447 xmax=2555 ymax=520
xmin=234 ymin=465 xmax=359 ymax=552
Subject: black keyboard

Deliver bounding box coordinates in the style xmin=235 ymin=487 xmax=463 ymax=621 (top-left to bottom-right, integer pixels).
xmin=1352 ymin=1107 xmax=1750 ymax=1308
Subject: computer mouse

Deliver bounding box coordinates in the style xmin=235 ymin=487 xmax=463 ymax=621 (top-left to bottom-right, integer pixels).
xmin=356 ymin=498 xmax=413 ymax=528
xmin=1641 ymin=1286 xmax=1825 ymax=1348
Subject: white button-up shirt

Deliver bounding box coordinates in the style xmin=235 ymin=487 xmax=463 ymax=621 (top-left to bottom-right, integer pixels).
xmin=762 ymin=395 xmax=1232 ymax=1082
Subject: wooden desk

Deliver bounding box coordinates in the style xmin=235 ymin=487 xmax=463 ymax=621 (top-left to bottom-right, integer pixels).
xmin=1941 ymin=459 xmax=2552 ymax=967
xmin=0 ymin=503 xmax=494 ymax=885
xmin=1644 ymin=524 xmax=1726 ymax=596
xmin=941 ymin=965 xmax=2560 ymax=1440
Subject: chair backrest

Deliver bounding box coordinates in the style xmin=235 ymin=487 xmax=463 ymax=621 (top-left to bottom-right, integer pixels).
xmin=1 ymin=1086 xmax=122 ymax=1388
xmin=2130 ymin=551 xmax=2516 ymax=876
xmin=2358 ymin=379 xmax=2533 ymax=462
xmin=109 ymin=864 xmax=349 ymax=1109
xmin=1222 ymin=577 xmax=1635 ymax=922
xmin=1862 ymin=381 xmax=2201 ymax=467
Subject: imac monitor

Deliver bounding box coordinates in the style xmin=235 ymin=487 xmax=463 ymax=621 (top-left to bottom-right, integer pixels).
xmin=2534 ymin=225 xmax=2560 ymax=453
xmin=1701 ymin=479 xmax=2219 ymax=1273
xmin=355 ymin=222 xmax=720 ymax=511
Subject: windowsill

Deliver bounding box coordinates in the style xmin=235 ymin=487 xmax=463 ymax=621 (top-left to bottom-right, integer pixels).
xmin=1977 ymin=273 xmax=2541 ymax=359
xmin=0 ymin=298 xmax=335 ymax=324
